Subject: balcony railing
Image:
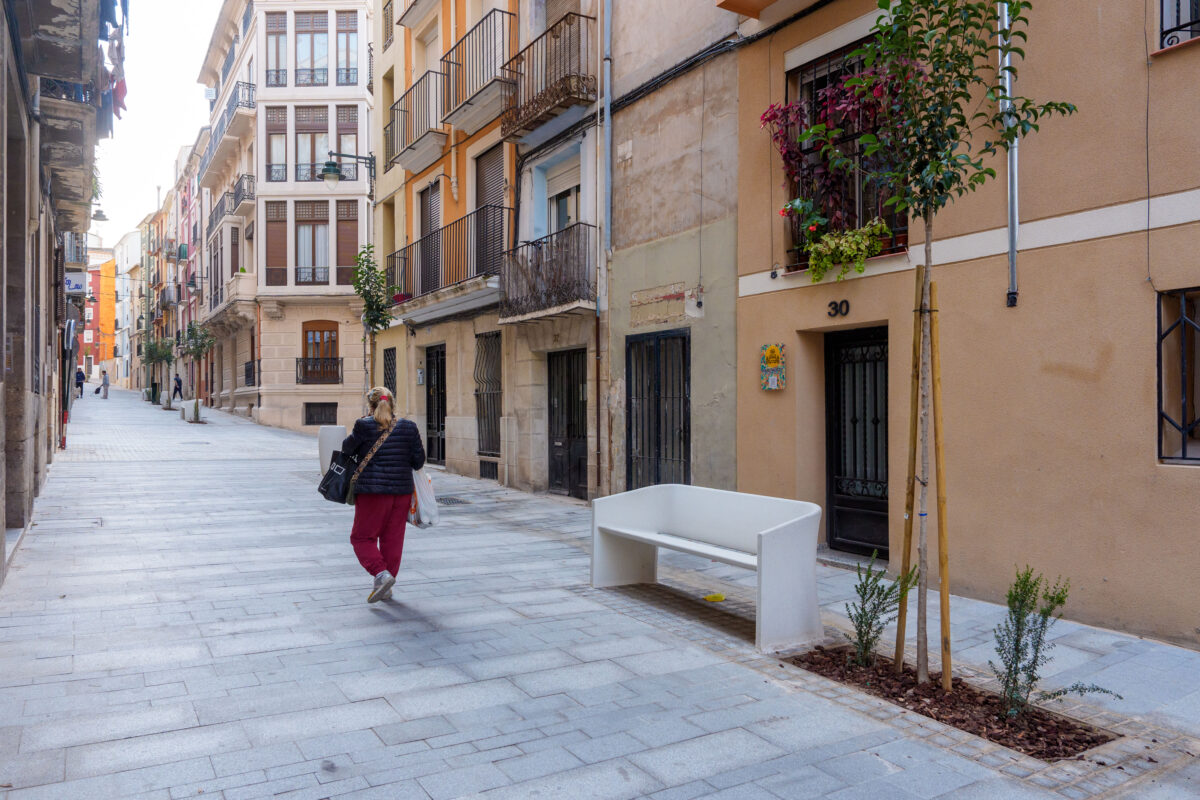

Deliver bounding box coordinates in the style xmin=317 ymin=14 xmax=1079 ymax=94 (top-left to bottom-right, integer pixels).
xmin=297 ymin=358 xmax=343 ymax=384
xmin=209 ymin=284 xmax=224 ymax=311
xmin=1162 ymin=1 xmax=1200 ymax=47
xmin=243 ymin=359 xmax=259 ymax=387
xmin=388 ymin=205 xmax=511 ymax=302
xmin=337 ymin=68 xmax=358 ymax=85
xmin=63 ymin=232 xmax=88 ymax=264
xmin=338 ymin=163 xmax=358 ymax=181
xmin=443 ymin=8 xmax=515 ymax=123
xmin=199 ymin=82 xmax=257 ymax=178
xmin=397 ymin=70 xmax=446 ymax=153
xmin=367 ymin=43 xmax=375 ymax=93
xmin=297 ymin=67 xmax=328 ymax=87
xmin=383 ymin=118 xmax=397 ymax=169
xmin=500 ymin=223 xmax=596 ymax=319
xmin=296 ymin=163 xmax=322 ymax=182
xmin=208 ymin=192 xmax=234 ymax=237
xmin=501 ymin=14 xmax=597 ymax=139
xmin=383 ymin=1 xmax=394 ymax=50
xmin=39 ymin=77 xmax=96 ymax=105
xmin=266 ymin=163 xmax=287 ymax=182
xmin=296 ymin=267 xmax=330 ymax=285
xmin=266 ymin=69 xmax=286 ymax=87
xmin=234 ymin=174 xmax=256 ymax=208
xmin=221 ymin=34 xmax=241 ymax=82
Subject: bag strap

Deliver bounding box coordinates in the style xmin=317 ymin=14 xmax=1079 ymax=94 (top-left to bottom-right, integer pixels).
xmin=350 ymin=422 xmax=396 ymax=485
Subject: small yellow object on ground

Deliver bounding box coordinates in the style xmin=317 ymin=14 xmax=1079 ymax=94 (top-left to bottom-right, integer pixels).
xmin=703 ymin=593 xmax=725 ymax=602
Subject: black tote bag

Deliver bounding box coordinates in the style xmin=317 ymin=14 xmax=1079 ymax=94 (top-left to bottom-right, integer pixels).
xmin=318 ymin=450 xmax=357 ymax=504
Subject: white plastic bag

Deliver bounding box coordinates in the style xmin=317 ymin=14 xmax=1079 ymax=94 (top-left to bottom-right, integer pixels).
xmin=408 ymin=468 xmax=439 ymax=529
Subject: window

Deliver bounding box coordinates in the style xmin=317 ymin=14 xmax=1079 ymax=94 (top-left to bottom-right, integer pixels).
xmin=85 ymin=307 xmax=94 ymax=322
xmin=337 ymin=12 xmax=358 ymax=85
xmin=296 ymin=12 xmax=329 ymax=86
xmin=336 ymin=106 xmax=358 ymax=179
xmin=383 ymin=346 xmax=397 ymax=396
xmin=1158 ymin=288 xmax=1200 ymax=462
xmin=231 ymin=227 xmax=240 ymax=276
xmin=300 ymin=321 xmax=341 ymax=385
xmin=265 ymin=201 xmax=287 ymax=286
xmin=295 ymin=201 xmax=330 ymax=284
xmin=1161 ymin=1 xmax=1200 ymax=48
xmin=785 ymin=40 xmax=906 ymax=264
xmin=474 ymin=332 xmax=501 ymax=457
xmin=336 ymin=200 xmax=358 ymax=285
xmin=266 ymin=13 xmax=287 ymax=86
xmin=84 ymin=330 xmax=93 ymax=343
xmin=295 ymin=106 xmax=329 ymax=181
xmin=304 ymin=402 xmax=338 ymax=425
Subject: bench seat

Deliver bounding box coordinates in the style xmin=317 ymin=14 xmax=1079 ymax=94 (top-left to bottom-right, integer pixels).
xmin=596 ymin=525 xmax=758 ymax=570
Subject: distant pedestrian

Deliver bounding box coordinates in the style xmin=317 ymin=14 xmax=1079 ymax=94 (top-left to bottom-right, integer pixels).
xmin=75 ymin=367 xmax=85 ymax=397
xmin=173 ymin=375 xmax=183 ymax=400
xmin=101 ymin=370 xmax=110 ymax=399
xmin=341 ymin=387 xmax=426 ymax=603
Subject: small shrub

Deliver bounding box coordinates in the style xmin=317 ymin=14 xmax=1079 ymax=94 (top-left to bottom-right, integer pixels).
xmin=845 ymin=551 xmax=918 ymax=667
xmin=990 ymin=567 xmax=1121 ymax=718
xmin=807 ymin=218 xmax=891 ymax=283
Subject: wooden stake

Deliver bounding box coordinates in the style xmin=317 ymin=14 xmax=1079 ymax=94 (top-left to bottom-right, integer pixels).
xmin=894 ymin=264 xmax=924 ymax=673
xmin=930 ymin=282 xmax=952 ymax=692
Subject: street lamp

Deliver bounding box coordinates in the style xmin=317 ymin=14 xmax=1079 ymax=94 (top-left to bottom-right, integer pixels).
xmin=321 ymin=150 xmax=376 ymax=199
xmin=92 ymin=207 xmax=108 ymax=222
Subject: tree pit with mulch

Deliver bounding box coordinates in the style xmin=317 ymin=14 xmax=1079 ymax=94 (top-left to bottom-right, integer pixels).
xmin=792 ymin=646 xmax=1116 ymax=761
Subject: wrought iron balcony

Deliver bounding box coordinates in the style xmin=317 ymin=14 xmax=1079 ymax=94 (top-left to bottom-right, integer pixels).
xmin=383 ymin=1 xmax=394 ymax=51
xmin=297 ymin=68 xmax=328 ymax=87
xmin=337 ymin=68 xmax=358 ymax=86
xmin=395 ymin=71 xmax=447 ymax=173
xmin=296 ymin=267 xmax=330 ymax=285
xmin=39 ymin=77 xmax=96 ymax=105
xmin=208 ymin=192 xmax=235 ymax=237
xmin=266 ymin=163 xmax=287 ymax=182
xmin=244 ymin=359 xmax=258 ymax=387
xmin=221 ymin=34 xmax=241 ymax=82
xmin=442 ymin=8 xmax=515 ymax=135
xmin=63 ymin=231 xmax=88 ymax=264
xmin=383 ymin=116 xmax=397 ymax=170
xmin=198 ymin=82 xmax=257 ymax=182
xmin=266 ymin=69 xmax=287 ymax=87
xmin=500 ymin=222 xmax=596 ymax=320
xmin=295 ymin=163 xmax=322 ymax=182
xmin=501 ymin=14 xmax=597 ymax=140
xmin=338 ymin=162 xmax=358 ymax=181
xmin=297 ymin=358 xmax=343 ymax=384
xmin=233 ymin=174 xmax=256 ymax=213
xmin=1162 ymin=1 xmax=1200 ymax=47
xmin=388 ymin=205 xmax=511 ymax=302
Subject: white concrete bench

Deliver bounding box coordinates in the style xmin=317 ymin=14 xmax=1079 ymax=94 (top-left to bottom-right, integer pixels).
xmin=591 ymin=484 xmax=823 ymax=653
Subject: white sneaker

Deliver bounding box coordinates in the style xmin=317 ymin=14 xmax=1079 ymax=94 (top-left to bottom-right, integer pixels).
xmin=367 ymin=571 xmax=395 ymax=603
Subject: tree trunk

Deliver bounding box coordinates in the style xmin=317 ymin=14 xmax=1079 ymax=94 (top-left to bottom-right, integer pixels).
xmin=916 ymin=209 xmax=934 ymax=684
xmin=362 ymin=322 xmax=371 ymax=415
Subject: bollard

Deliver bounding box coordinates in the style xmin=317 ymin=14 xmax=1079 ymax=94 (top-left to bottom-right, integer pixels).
xmin=318 ymin=425 xmax=346 ymax=475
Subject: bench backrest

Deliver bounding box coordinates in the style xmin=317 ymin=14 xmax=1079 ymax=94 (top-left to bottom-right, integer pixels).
xmin=594 ymin=484 xmax=819 ymax=556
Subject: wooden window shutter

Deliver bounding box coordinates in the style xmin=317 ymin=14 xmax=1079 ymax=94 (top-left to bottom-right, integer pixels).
xmin=295 ymin=106 xmax=328 ymax=133
xmin=231 ymin=227 xmax=240 ymax=276
xmin=337 ymin=11 xmax=356 ymax=31
xmin=295 ymin=200 xmax=329 ymax=222
xmin=266 ymin=12 xmax=286 ymax=32
xmin=266 ymin=202 xmax=287 ymax=288
xmin=266 ymin=106 xmax=287 ymax=133
xmin=296 ymin=12 xmax=327 ymax=32
xmin=336 ymin=201 xmax=358 ymax=282
xmin=336 ymin=105 xmax=357 ymax=134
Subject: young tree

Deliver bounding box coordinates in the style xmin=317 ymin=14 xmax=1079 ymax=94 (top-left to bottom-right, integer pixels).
xmin=800 ymin=0 xmax=1075 ymax=685
xmin=143 ymin=338 xmax=178 ymax=409
xmin=181 ymin=323 xmax=217 ymax=422
xmin=351 ymin=244 xmax=395 ymax=404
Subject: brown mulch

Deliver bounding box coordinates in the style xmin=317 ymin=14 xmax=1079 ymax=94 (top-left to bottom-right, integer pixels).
xmin=792 ymin=646 xmax=1115 ymax=761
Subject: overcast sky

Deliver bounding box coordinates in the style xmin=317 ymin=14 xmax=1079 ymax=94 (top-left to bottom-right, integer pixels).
xmin=91 ymin=0 xmax=224 ymax=249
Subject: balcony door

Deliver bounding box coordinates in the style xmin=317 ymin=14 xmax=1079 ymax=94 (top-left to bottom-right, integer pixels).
xmin=549 ymin=348 xmax=587 ymax=499
xmin=476 ymin=144 xmax=505 ymax=276
xmin=302 ymin=320 xmax=339 ymax=384
xmin=418 ymin=180 xmax=441 ymax=295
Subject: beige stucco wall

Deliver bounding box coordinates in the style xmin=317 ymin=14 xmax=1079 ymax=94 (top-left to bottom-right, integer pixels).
xmin=734 ymin=2 xmax=1200 ymax=645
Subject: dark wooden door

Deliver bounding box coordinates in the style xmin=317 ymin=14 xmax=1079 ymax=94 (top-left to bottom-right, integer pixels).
xmin=825 ymin=327 xmax=889 ymax=556
xmin=418 ymin=180 xmax=440 ymax=295
xmin=425 ymin=344 xmax=446 ymax=464
xmin=548 ymin=349 xmax=587 ymax=499
xmin=626 ymin=330 xmax=690 ymax=490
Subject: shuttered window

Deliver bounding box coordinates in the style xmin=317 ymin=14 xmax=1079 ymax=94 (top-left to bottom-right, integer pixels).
xmin=336 ymin=201 xmax=358 ymax=285
xmin=296 ymin=201 xmax=330 ymax=284
xmin=546 ymin=0 xmax=580 ymax=28
xmin=230 ymin=227 xmax=240 ymax=276
xmin=265 ymin=201 xmax=287 ymax=286
xmin=475 ymin=143 xmax=505 ymax=209
xmin=266 ymin=106 xmax=287 ymax=132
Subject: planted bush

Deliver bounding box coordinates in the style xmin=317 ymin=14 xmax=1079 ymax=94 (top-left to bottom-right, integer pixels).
xmin=845 ymin=551 xmax=918 ymax=667
xmin=990 ymin=567 xmax=1121 ymax=718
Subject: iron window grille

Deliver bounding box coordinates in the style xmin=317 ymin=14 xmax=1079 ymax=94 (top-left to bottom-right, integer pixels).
xmin=266 ymin=164 xmax=287 ymax=182
xmin=304 ymin=402 xmax=338 ymax=425
xmin=297 ymin=68 xmax=328 ymax=87
xmin=626 ymin=329 xmax=691 ymax=489
xmin=474 ymin=332 xmax=502 ymax=457
xmin=337 ymin=68 xmax=358 ymax=85
xmin=1158 ymin=288 xmax=1200 ymax=462
xmin=295 ymin=163 xmax=323 ymax=182
xmin=266 ymin=69 xmax=287 ymax=87
xmin=383 ymin=347 xmax=397 ymax=396
xmin=1161 ymin=0 xmax=1200 ymax=48
xmin=784 ymin=39 xmax=907 ymax=269
xmin=297 ymin=359 xmax=342 ymax=385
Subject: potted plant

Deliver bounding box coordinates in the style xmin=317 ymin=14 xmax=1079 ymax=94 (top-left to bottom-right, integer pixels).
xmin=780 ymin=197 xmax=827 ymax=266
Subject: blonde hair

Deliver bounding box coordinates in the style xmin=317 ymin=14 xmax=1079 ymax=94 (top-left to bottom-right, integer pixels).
xmin=367 ymin=387 xmax=395 ymax=429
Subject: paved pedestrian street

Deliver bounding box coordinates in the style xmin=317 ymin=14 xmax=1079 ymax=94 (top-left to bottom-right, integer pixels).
xmin=1 ymin=387 xmax=1198 ymax=800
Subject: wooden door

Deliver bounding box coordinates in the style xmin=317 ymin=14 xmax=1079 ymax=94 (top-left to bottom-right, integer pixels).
xmin=548 ymin=348 xmax=587 ymax=499
xmin=824 ymin=327 xmax=889 ymax=556
xmin=418 ymin=181 xmax=440 ymax=295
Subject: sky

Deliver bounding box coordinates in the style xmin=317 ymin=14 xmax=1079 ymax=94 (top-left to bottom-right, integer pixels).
xmin=91 ymin=0 xmax=224 ymax=249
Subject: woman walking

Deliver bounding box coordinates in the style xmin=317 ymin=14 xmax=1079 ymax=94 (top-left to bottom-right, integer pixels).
xmin=342 ymin=387 xmax=425 ymax=603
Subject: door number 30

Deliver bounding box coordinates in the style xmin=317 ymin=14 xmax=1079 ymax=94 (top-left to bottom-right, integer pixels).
xmin=828 ymin=300 xmax=850 ymax=318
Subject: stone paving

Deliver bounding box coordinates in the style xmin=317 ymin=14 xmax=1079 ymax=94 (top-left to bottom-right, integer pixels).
xmin=0 ymin=386 xmax=1197 ymax=799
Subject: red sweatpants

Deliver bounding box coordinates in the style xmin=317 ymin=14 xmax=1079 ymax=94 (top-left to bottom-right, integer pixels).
xmin=350 ymin=493 xmax=411 ymax=576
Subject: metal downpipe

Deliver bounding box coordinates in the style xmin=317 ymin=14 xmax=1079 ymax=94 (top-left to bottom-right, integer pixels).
xmin=1000 ymin=2 xmax=1019 ymax=307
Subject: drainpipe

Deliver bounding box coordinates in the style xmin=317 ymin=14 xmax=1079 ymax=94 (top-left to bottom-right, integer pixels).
xmin=448 ymin=1 xmax=459 ymax=202
xmin=1000 ymin=1 xmax=1019 ymax=308
xmin=598 ymin=0 xmax=613 ymax=496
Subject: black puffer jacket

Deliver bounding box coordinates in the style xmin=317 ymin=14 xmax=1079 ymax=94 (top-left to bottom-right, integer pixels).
xmin=341 ymin=417 xmax=426 ymax=496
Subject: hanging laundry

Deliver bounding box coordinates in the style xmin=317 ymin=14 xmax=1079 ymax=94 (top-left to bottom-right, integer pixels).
xmin=113 ymin=80 xmax=127 ymax=119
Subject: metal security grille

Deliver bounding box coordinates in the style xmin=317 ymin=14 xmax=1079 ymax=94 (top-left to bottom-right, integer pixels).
xmin=304 ymin=402 xmax=338 ymax=426
xmin=419 ymin=181 xmax=441 ymax=297
xmin=549 ymin=348 xmax=588 ymax=499
xmin=626 ymin=330 xmax=690 ymax=490
xmin=383 ymin=347 xmax=397 ymax=396
xmin=426 ymin=344 xmax=446 ymax=464
xmin=824 ymin=327 xmax=889 ymax=555
xmin=1158 ymin=288 xmax=1200 ymax=461
xmin=474 ymin=332 xmax=502 ymax=457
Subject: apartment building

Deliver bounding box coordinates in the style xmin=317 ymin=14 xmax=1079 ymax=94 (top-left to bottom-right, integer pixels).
xmin=114 ymin=229 xmax=142 ymax=387
xmin=729 ymin=0 xmax=1200 ymax=645
xmin=375 ymin=0 xmax=607 ymax=499
xmin=196 ymin=0 xmax=374 ymax=431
